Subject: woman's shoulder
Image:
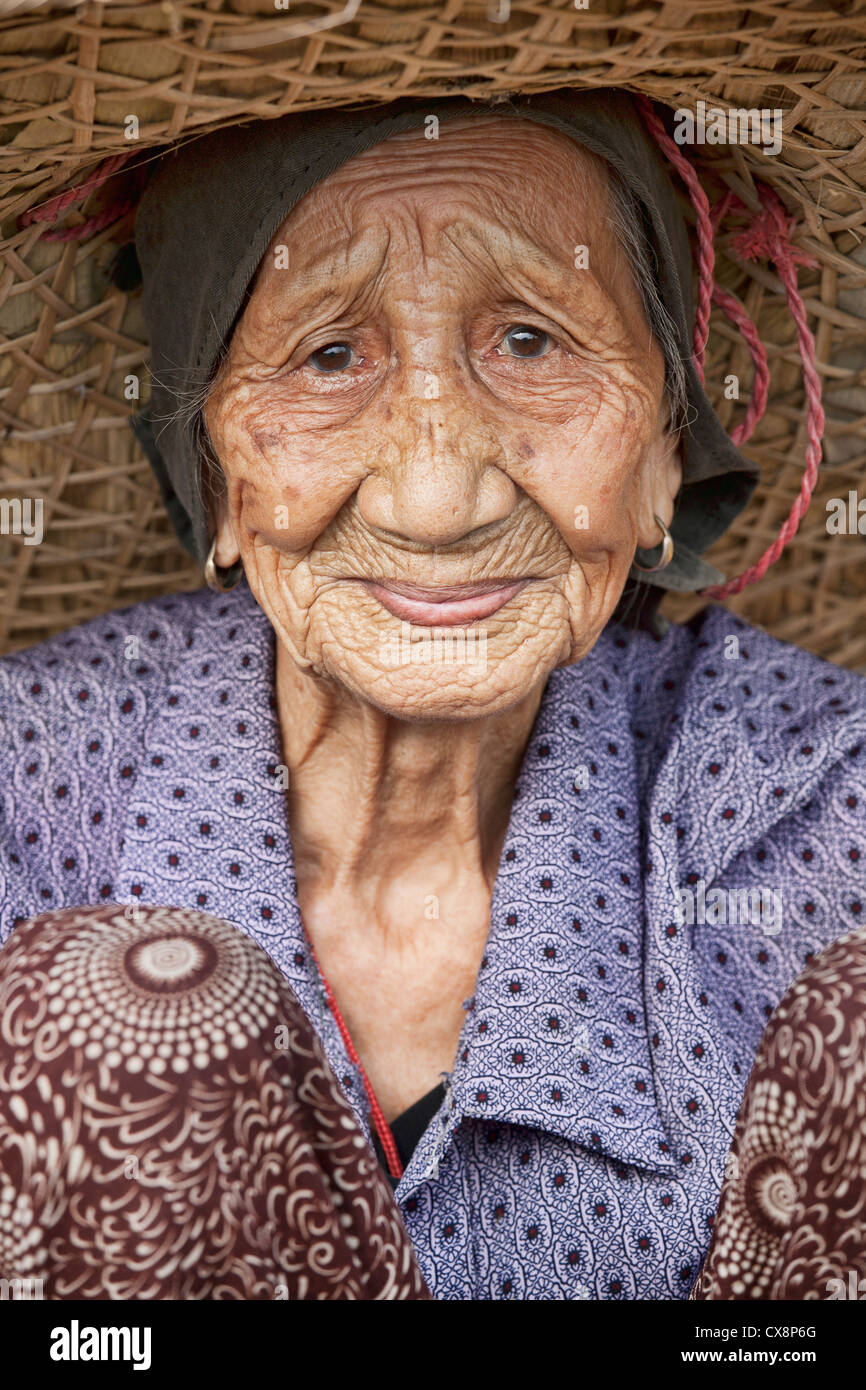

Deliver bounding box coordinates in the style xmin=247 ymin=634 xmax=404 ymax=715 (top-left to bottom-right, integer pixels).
xmin=4 ymin=585 xmax=213 ymax=678
xmin=0 ymin=581 xmax=269 ymax=786
xmin=629 ymin=602 xmax=860 ymax=680
xmin=563 ymin=603 xmax=866 ymax=834
xmin=0 ymin=583 xmax=263 ymax=708
xmin=606 ymin=603 xmax=866 ymax=734
xmin=0 ymin=585 xmax=267 ymax=939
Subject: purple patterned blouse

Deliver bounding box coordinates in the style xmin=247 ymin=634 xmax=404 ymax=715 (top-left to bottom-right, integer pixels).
xmin=1 ymin=584 xmax=864 ymax=1299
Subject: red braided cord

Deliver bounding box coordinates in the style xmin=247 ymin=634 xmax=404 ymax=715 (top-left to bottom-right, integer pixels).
xmin=706 ymin=187 xmax=770 ymax=446
xmin=635 ymin=94 xmax=824 ymax=598
xmin=18 ymin=151 xmax=133 ymax=228
xmin=703 ymin=189 xmax=824 ymax=599
xmin=710 ymin=283 xmax=770 ymax=447
xmin=633 ymin=93 xmax=715 ymax=380
xmin=36 ymin=195 xmax=139 ymax=242
xmin=301 ymin=932 xmax=404 ymax=1181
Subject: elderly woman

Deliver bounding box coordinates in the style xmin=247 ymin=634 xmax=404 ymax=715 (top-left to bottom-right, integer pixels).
xmin=1 ymin=90 xmax=865 ymax=1302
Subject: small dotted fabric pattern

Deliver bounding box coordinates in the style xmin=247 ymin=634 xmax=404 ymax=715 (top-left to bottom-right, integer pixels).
xmin=1 ymin=583 xmax=864 ymax=1300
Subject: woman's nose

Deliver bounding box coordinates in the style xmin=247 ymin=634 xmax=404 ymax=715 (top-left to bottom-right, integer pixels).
xmin=355 ymin=391 xmax=518 ymax=548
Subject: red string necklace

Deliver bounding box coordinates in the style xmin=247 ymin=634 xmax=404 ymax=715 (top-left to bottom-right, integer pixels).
xmin=301 ymin=930 xmax=404 ymax=1181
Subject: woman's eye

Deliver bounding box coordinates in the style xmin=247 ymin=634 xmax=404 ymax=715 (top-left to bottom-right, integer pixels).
xmin=497 ymin=325 xmax=552 ymax=359
xmin=305 ymin=342 xmax=355 ymax=373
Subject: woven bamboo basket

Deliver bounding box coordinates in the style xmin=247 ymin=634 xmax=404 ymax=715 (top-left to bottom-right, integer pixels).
xmin=1 ymin=0 xmax=865 ymax=665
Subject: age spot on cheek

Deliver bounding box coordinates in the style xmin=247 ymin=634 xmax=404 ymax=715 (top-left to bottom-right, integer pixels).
xmin=252 ymin=430 xmax=282 ymax=454
xmin=517 ymin=435 xmax=536 ymax=460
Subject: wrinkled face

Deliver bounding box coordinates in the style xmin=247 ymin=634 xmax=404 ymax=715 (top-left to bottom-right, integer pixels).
xmin=204 ymin=117 xmax=681 ymax=721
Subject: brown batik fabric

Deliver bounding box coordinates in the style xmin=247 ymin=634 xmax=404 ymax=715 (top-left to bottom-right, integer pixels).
xmin=0 ymin=904 xmax=430 ymax=1300
xmin=692 ymin=927 xmax=866 ymax=1300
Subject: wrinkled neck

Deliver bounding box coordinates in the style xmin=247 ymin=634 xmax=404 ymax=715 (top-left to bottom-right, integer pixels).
xmin=275 ymin=639 xmax=543 ymax=897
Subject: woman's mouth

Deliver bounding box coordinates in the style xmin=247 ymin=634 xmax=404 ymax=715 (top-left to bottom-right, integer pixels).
xmin=362 ymin=579 xmax=529 ymax=625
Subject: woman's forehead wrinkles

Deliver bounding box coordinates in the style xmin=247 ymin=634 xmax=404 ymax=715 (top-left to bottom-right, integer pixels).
xmin=343 ymin=115 xmax=604 ymax=192
xmin=252 ymin=223 xmax=389 ymax=316
xmin=444 ymin=218 xmax=600 ymax=296
xmin=284 ymin=117 xmax=607 ymax=254
xmin=275 ymin=180 xmax=602 ymax=290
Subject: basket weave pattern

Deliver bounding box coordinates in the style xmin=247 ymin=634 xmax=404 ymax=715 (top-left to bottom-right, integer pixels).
xmin=1 ymin=0 xmax=865 ymax=662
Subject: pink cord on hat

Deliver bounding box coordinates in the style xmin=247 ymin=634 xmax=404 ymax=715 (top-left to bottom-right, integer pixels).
xmin=707 ymin=190 xmax=771 ymax=449
xmin=634 ymin=93 xmax=824 ymax=599
xmin=18 ymin=151 xmax=136 ymax=241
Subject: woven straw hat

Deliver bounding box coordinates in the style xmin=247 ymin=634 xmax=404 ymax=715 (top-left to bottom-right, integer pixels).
xmin=1 ymin=1 xmax=865 ymax=665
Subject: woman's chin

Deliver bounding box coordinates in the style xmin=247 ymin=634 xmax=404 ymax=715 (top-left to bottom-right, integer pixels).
xmin=274 ymin=580 xmax=577 ymax=719
xmin=327 ymin=670 xmax=536 ymax=723
xmin=314 ymin=626 xmax=559 ymax=722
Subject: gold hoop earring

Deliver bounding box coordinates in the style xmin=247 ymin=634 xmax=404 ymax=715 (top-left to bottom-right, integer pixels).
xmin=632 ymin=513 xmax=675 ymax=574
xmin=203 ymin=537 xmax=242 ymax=592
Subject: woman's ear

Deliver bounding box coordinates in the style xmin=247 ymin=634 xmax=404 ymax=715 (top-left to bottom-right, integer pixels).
xmin=210 ymin=491 xmax=241 ymax=569
xmin=201 ymin=374 xmax=241 ymax=569
xmin=201 ymin=415 xmax=241 ymax=568
xmin=635 ymin=421 xmax=683 ymax=551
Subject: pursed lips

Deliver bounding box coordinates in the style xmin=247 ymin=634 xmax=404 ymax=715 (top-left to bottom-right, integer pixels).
xmin=361 ymin=578 xmax=530 ymax=625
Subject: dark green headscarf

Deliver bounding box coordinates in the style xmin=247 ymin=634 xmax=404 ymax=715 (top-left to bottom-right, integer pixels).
xmin=129 ymin=88 xmax=758 ymax=610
